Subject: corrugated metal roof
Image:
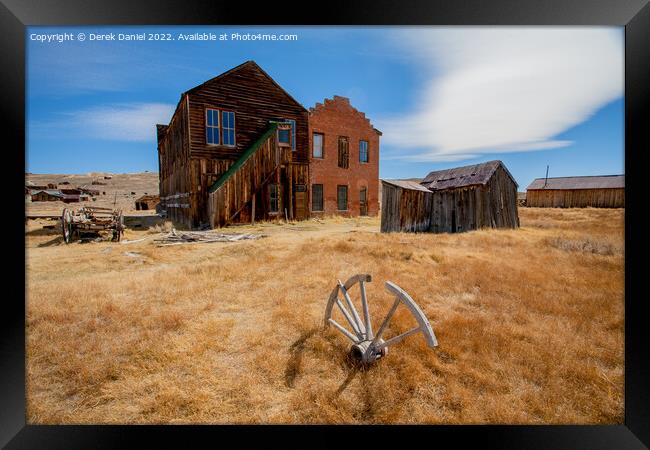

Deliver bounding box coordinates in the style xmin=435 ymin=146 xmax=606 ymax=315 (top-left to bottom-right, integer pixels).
xmin=527 ymin=175 xmax=624 ymax=190
xmin=381 ymin=179 xmax=432 ymax=192
xmin=421 ymin=160 xmax=517 ymax=190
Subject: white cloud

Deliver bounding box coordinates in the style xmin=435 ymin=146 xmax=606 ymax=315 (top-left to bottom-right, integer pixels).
xmin=377 ymin=28 xmax=623 ymax=161
xmin=33 ymin=103 xmax=176 ymax=142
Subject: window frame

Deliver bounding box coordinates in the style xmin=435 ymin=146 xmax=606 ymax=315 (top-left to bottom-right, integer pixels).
xmin=286 ymin=119 xmax=296 ymax=151
xmin=269 ymin=183 xmax=279 ymax=213
xmin=277 ymin=122 xmax=292 ymax=148
xmin=359 ymin=140 xmax=369 ymax=163
xmin=337 ymin=185 xmax=348 ymax=211
xmin=338 ymin=136 xmax=349 ymax=169
xmin=312 ymin=184 xmax=324 ymax=212
xmin=205 ymin=108 xmax=221 ymax=146
xmin=312 ymin=132 xmax=324 ymax=159
xmin=221 ymin=110 xmax=236 ymax=147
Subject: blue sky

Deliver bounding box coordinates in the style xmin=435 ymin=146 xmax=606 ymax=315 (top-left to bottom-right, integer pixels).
xmin=26 ymin=26 xmax=624 ymax=188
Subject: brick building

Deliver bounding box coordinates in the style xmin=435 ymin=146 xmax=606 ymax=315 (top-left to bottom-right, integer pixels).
xmin=308 ymin=96 xmax=381 ymax=217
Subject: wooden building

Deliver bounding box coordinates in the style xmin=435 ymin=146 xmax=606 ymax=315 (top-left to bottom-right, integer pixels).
xmin=380 ymin=180 xmax=432 ymax=232
xmin=135 ymin=194 xmax=160 ymax=211
xmin=157 ymin=61 xmax=310 ymax=229
xmin=526 ymin=175 xmax=624 ymax=208
xmin=381 ymin=160 xmax=519 ymax=233
xmin=31 ymin=190 xmax=63 ymax=202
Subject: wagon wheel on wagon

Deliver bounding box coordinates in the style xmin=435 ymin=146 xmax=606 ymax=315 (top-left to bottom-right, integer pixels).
xmin=61 ymin=208 xmax=73 ymax=244
xmin=324 ymin=274 xmax=438 ymax=364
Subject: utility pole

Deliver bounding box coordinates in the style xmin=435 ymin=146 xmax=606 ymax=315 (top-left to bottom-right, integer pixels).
xmin=543 ymin=165 xmax=549 ymax=188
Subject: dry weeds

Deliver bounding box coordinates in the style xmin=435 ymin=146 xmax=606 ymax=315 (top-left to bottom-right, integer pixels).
xmin=25 ymin=207 xmax=624 ymax=424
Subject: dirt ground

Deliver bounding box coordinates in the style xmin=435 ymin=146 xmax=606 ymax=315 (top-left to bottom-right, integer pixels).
xmin=25 ymin=208 xmax=624 ymax=424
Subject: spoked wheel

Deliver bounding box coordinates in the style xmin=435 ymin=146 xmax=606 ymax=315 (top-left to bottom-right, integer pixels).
xmin=61 ymin=208 xmax=73 ymax=244
xmin=324 ymin=274 xmax=438 ymax=365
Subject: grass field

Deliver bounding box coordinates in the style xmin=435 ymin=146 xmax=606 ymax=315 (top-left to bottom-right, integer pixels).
xmin=25 ymin=207 xmax=624 ymax=424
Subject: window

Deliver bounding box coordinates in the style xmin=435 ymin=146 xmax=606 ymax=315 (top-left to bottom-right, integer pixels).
xmin=337 ymin=185 xmax=348 ymax=211
xmin=338 ymin=136 xmax=349 ymax=169
xmin=269 ymin=184 xmax=279 ymax=213
xmin=287 ymin=119 xmax=296 ymax=151
xmin=206 ymin=108 xmax=220 ymax=145
xmin=359 ymin=140 xmax=369 ymax=163
xmin=222 ymin=111 xmax=235 ymax=146
xmin=313 ymin=133 xmax=324 ymax=158
xmin=312 ymin=184 xmax=323 ymax=211
xmin=277 ymin=119 xmax=295 ymax=149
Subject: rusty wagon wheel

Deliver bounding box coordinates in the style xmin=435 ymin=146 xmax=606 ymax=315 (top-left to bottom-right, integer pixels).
xmin=61 ymin=208 xmax=73 ymax=244
xmin=324 ymin=274 xmax=438 ymax=364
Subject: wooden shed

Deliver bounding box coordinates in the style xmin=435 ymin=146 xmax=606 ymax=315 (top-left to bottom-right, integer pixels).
xmin=380 ymin=160 xmax=519 ymax=233
xmin=526 ymin=175 xmax=624 ymax=208
xmin=422 ymin=160 xmax=519 ymax=233
xmin=380 ymin=180 xmax=432 ymax=232
xmin=31 ymin=190 xmax=63 ymax=202
xmin=135 ymin=194 xmax=160 ymax=211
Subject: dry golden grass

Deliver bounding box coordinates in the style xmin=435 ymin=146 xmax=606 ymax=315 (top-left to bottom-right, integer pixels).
xmin=25 ymin=207 xmax=624 ymax=424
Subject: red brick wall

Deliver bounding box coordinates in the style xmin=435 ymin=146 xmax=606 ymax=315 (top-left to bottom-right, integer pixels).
xmin=308 ymin=96 xmax=380 ymax=217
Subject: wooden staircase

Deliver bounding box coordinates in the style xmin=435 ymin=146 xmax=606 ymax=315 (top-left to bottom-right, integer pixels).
xmin=207 ymin=122 xmax=291 ymax=227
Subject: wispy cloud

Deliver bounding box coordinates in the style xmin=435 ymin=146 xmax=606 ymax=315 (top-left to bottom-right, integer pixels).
xmin=31 ymin=103 xmax=176 ymax=142
xmin=377 ymin=28 xmax=623 ymax=162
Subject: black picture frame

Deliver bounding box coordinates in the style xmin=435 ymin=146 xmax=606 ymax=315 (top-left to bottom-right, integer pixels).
xmin=2 ymin=0 xmax=648 ymax=448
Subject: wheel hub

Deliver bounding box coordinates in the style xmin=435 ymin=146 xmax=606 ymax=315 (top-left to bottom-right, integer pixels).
xmin=324 ymin=274 xmax=438 ymax=365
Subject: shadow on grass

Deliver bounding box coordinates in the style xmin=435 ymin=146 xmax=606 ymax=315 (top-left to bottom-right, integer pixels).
xmin=284 ymin=326 xmax=373 ymax=399
xmin=37 ymin=236 xmax=64 ymax=247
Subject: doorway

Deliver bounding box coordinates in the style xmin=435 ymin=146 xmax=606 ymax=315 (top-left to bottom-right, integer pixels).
xmin=359 ymin=187 xmax=368 ymax=216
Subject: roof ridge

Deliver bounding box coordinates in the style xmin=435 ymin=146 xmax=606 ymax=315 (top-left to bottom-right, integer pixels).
xmin=532 ymin=174 xmax=624 ymax=179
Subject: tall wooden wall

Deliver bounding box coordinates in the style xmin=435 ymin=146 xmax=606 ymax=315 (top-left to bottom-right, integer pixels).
xmin=208 ymin=130 xmax=292 ymax=227
xmin=158 ymin=96 xmax=192 ymax=227
xmin=380 ymin=182 xmax=432 ymax=233
xmin=526 ymin=188 xmax=624 ymax=208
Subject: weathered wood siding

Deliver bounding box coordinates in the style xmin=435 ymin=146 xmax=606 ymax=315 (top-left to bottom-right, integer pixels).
xmin=381 ymin=166 xmax=519 ymax=234
xmin=158 ymin=95 xmax=192 ymax=227
xmin=431 ymin=166 xmax=519 ymax=232
xmin=187 ymin=63 xmax=308 ymax=164
xmin=380 ymin=182 xmax=432 ymax=233
xmin=208 ymin=133 xmax=293 ymax=227
xmin=526 ymin=188 xmax=624 ymax=208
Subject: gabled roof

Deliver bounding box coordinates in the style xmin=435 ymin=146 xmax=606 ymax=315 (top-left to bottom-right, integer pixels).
xmin=527 ymin=175 xmax=624 ymax=190
xmin=184 ymin=60 xmax=307 ymax=112
xmin=381 ymin=179 xmax=431 ymax=193
xmin=33 ymin=189 xmax=63 ymax=197
xmin=421 ymin=160 xmax=518 ymax=190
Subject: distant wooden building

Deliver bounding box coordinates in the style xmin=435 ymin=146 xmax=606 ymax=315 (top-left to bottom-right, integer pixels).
xmin=135 ymin=194 xmax=160 ymax=211
xmin=381 ymin=160 xmax=519 ymax=233
xmin=30 ymin=190 xmax=88 ymax=203
xmin=526 ymin=175 xmax=624 ymax=208
xmin=157 ymin=61 xmax=309 ymax=228
xmin=31 ymin=190 xmax=62 ymax=202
